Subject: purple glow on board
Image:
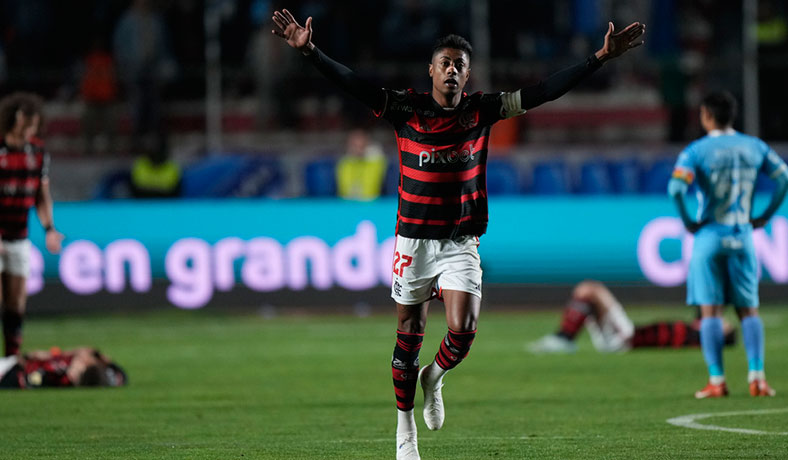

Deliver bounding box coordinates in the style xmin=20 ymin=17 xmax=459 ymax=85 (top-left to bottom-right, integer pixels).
xmin=214 ymin=237 xmax=244 ymax=291
xmin=104 ymin=239 xmax=152 ymax=293
xmin=286 ymin=236 xmax=332 ymax=290
xmin=165 ymin=238 xmax=213 ymax=309
xmin=59 ymin=240 xmax=104 ymax=295
xmin=242 ymin=237 xmax=285 ymax=292
xmin=754 ymin=217 xmax=788 ymax=282
xmin=637 ymin=217 xmax=688 ymax=287
xmin=333 ymin=221 xmax=379 ymax=290
xmin=378 ymin=236 xmax=396 ymax=285
xmin=27 ymin=245 xmax=44 ymax=295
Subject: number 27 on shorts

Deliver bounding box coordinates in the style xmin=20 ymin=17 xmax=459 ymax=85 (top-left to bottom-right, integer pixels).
xmin=392 ymin=252 xmax=413 ymax=276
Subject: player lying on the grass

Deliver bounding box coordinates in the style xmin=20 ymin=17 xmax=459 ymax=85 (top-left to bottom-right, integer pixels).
xmin=669 ymin=91 xmax=787 ymax=399
xmin=527 ymin=280 xmax=736 ymax=354
xmin=0 ymin=347 xmax=127 ymax=389
xmin=272 ymin=8 xmax=644 ymax=460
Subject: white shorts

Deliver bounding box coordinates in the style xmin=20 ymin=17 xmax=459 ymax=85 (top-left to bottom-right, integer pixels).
xmin=585 ymin=301 xmax=634 ymax=352
xmin=0 ymin=239 xmax=30 ymax=277
xmin=0 ymin=355 xmax=19 ymax=379
xmin=390 ymin=235 xmax=482 ymax=305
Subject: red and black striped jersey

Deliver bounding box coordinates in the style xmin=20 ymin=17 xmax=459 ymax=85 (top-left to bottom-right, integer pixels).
xmin=23 ymin=352 xmax=74 ymax=387
xmin=377 ymin=89 xmax=507 ymax=239
xmin=0 ymin=138 xmax=49 ymax=240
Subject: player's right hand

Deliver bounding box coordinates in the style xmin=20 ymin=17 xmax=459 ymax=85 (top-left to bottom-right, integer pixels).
xmin=272 ymin=9 xmax=314 ymax=54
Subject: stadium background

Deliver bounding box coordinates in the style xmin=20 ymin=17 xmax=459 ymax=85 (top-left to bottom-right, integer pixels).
xmin=1 ymin=0 xmax=787 ymax=312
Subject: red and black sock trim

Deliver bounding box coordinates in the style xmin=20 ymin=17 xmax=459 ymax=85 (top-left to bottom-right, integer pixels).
xmin=434 ymin=329 xmax=476 ymax=371
xmin=557 ymin=300 xmax=591 ymax=340
xmin=392 ymin=330 xmax=423 ymax=411
xmin=632 ymin=321 xmax=692 ymax=348
xmin=2 ymin=310 xmax=23 ymax=357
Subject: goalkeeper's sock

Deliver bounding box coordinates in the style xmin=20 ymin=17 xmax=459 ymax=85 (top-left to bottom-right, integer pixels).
xmin=700 ymin=317 xmax=725 ymax=379
xmin=2 ymin=310 xmax=23 ymax=356
xmin=392 ymin=330 xmax=423 ymax=412
xmin=556 ymin=300 xmax=591 ymax=340
xmin=741 ymin=315 xmax=765 ymax=375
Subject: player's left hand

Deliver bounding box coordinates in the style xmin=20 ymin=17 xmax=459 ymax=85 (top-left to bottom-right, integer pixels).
xmin=596 ymin=22 xmax=645 ymax=62
xmin=45 ymin=228 xmax=64 ymax=254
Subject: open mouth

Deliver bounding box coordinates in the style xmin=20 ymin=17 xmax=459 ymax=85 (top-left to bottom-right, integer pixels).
xmin=444 ymin=78 xmax=458 ymax=88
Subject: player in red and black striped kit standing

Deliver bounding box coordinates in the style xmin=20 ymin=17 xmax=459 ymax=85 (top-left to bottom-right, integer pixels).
xmin=0 ymin=92 xmax=63 ymax=357
xmin=273 ymin=9 xmax=644 ymax=459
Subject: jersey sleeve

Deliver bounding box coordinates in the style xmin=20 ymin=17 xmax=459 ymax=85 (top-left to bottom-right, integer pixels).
xmin=671 ymin=147 xmax=697 ymax=185
xmin=375 ymin=89 xmax=415 ymax=125
xmin=759 ymin=141 xmax=788 ymax=181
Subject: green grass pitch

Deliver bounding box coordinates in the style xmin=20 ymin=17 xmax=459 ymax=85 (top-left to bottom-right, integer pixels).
xmin=1 ymin=305 xmax=786 ymax=459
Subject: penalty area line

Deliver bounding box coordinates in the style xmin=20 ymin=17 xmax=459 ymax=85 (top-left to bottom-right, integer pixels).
xmin=667 ymin=407 xmax=788 ymax=435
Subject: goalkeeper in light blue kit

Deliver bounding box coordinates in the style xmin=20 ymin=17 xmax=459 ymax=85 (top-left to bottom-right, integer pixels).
xmin=668 ymin=91 xmax=788 ymax=399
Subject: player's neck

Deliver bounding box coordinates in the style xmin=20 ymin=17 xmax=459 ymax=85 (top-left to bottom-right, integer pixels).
xmin=431 ymin=89 xmax=462 ymax=109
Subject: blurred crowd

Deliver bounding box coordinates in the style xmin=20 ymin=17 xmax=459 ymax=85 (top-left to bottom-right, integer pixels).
xmin=0 ymin=0 xmax=786 ymax=157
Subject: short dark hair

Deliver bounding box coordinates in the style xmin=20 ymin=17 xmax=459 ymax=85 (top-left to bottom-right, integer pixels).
xmin=0 ymin=92 xmax=45 ymax=136
xmin=701 ymin=91 xmax=738 ymax=126
xmin=431 ymin=34 xmax=473 ymax=60
xmin=79 ymin=364 xmax=111 ymax=386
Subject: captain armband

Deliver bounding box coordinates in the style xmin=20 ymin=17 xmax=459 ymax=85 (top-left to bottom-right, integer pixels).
xmin=500 ymin=90 xmax=527 ymax=119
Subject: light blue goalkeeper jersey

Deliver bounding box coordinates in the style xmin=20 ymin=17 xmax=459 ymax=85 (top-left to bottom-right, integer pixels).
xmin=672 ymin=128 xmax=788 ymax=233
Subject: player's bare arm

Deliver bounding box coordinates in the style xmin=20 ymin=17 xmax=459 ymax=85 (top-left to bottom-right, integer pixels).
xmin=35 ymin=178 xmax=63 ymax=254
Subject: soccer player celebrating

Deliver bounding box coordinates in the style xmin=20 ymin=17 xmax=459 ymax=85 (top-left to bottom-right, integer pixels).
xmin=669 ymin=91 xmax=788 ymax=399
xmin=273 ymin=10 xmax=644 ymax=459
xmin=0 ymin=92 xmax=63 ymax=357
xmin=527 ymin=280 xmax=736 ymax=354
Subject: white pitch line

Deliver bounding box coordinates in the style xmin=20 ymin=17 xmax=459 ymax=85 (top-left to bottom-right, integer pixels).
xmin=667 ymin=407 xmax=788 ymax=435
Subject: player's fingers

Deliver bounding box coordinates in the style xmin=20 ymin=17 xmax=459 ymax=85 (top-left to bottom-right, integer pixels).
xmin=272 ymin=29 xmax=285 ymax=38
xmin=607 ymin=21 xmax=614 ymax=36
xmin=283 ymin=9 xmax=298 ymax=25
xmin=306 ymin=16 xmax=312 ymax=32
xmin=620 ymin=21 xmax=641 ymax=32
xmin=628 ymin=40 xmax=644 ymax=49
xmin=627 ymin=24 xmax=645 ymax=40
xmin=272 ymin=16 xmax=287 ymax=33
xmin=273 ymin=10 xmax=288 ymax=24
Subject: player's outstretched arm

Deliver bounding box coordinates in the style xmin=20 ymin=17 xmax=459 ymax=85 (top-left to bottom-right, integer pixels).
xmin=594 ymin=22 xmax=645 ymax=63
xmin=271 ymin=8 xmax=385 ymax=113
xmin=517 ymin=21 xmax=645 ymax=111
xmin=752 ymin=173 xmax=788 ymax=228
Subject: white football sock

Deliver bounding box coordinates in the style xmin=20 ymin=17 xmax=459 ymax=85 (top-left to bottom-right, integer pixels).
xmin=397 ymin=409 xmax=417 ymax=435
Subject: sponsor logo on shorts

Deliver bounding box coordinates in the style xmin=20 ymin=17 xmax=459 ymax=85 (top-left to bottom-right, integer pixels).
xmin=393 ymin=280 xmax=402 ymax=297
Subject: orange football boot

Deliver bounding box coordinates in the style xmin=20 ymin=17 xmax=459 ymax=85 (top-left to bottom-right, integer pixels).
xmin=695 ymin=381 xmax=729 ymax=399
xmin=750 ymin=380 xmax=776 ymax=397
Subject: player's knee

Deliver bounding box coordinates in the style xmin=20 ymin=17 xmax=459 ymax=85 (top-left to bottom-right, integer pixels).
xmin=573 ymin=280 xmax=602 ymax=301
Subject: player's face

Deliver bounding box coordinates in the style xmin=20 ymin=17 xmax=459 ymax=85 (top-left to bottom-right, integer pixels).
xmin=15 ymin=112 xmax=40 ymax=142
xmin=429 ymin=48 xmax=470 ymax=97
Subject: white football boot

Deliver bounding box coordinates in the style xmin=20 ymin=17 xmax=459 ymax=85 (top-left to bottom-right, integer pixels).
xmin=396 ymin=432 xmax=420 ymax=460
xmin=526 ymin=334 xmax=577 ymax=354
xmin=418 ymin=364 xmax=445 ymax=431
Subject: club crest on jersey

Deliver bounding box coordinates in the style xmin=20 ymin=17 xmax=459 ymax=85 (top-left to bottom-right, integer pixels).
xmin=458 ymin=111 xmax=478 ymax=129
xmin=419 ymin=144 xmax=476 ymax=167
